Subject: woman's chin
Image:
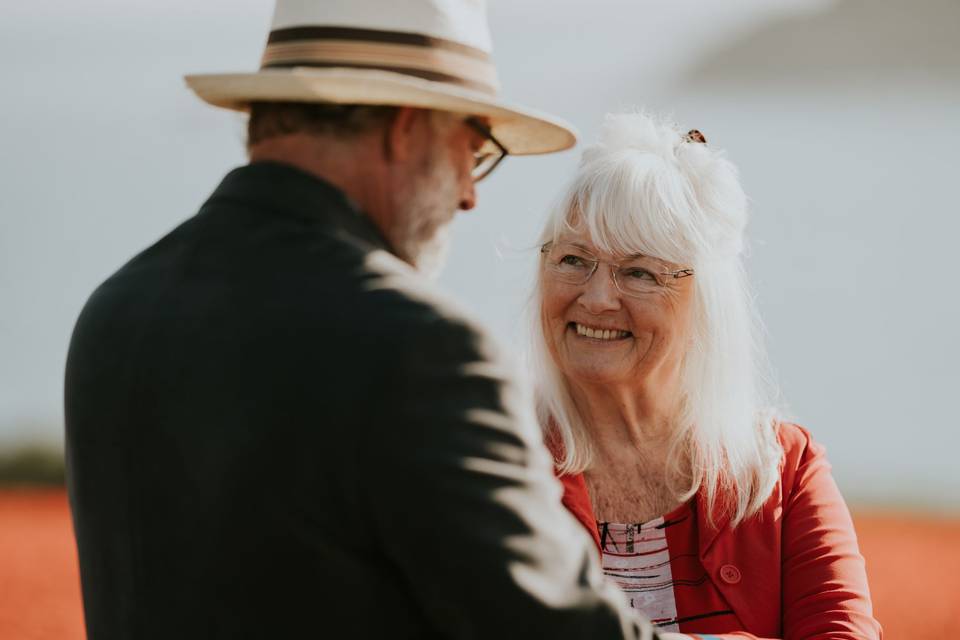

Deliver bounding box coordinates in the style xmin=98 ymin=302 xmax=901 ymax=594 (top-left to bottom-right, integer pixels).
xmin=562 ymin=361 xmax=631 ymax=387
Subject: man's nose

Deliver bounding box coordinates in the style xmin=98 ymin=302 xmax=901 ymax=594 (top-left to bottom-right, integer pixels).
xmin=458 ymin=178 xmax=477 ymax=211
xmin=577 ymin=265 xmax=622 ymax=313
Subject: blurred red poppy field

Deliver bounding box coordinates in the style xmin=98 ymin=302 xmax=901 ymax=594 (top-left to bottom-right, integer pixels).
xmin=1 ymin=488 xmax=957 ymax=639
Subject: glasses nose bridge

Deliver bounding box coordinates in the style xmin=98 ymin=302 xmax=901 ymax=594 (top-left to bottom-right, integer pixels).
xmin=581 ymin=258 xmax=623 ymax=298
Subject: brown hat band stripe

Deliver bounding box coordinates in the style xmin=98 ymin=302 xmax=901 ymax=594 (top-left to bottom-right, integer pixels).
xmin=261 ymin=39 xmax=499 ymax=96
xmin=260 ymin=60 xmax=496 ymax=96
xmin=262 ymin=40 xmax=497 ymax=91
xmin=267 ymin=26 xmax=490 ymax=61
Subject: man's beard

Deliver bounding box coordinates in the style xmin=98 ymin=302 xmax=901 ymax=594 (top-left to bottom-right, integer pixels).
xmin=409 ymin=222 xmax=452 ymax=281
xmin=390 ymin=138 xmax=460 ymax=280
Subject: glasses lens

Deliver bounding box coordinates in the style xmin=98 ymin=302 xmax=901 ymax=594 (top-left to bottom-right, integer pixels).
xmin=471 ymin=150 xmax=500 ymax=181
xmin=544 ymin=244 xmax=596 ymax=283
xmin=614 ymin=262 xmax=664 ymax=296
xmin=465 ymin=118 xmax=507 ymax=182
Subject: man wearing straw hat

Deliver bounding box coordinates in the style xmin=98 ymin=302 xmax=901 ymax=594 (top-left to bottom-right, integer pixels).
xmin=65 ymin=2 xmax=661 ymax=638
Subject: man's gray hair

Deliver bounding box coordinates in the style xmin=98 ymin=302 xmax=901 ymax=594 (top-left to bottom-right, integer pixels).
xmin=246 ymin=102 xmax=399 ymax=147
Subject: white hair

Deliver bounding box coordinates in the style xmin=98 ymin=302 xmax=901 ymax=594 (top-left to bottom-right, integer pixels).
xmin=529 ymin=111 xmax=783 ymax=527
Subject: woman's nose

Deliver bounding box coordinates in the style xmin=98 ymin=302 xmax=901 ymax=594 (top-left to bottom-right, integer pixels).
xmin=577 ymin=265 xmax=622 ymax=313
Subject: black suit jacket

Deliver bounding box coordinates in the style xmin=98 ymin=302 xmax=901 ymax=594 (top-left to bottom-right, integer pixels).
xmin=65 ymin=162 xmax=658 ymax=639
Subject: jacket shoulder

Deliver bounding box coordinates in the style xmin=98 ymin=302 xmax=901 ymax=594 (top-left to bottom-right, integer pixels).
xmin=358 ymin=249 xmax=502 ymax=356
xmin=775 ymin=421 xmax=818 ymax=453
xmin=775 ymin=422 xmax=829 ymax=495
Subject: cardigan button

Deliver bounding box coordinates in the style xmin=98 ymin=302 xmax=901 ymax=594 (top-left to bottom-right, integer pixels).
xmin=719 ymin=564 xmax=742 ymax=584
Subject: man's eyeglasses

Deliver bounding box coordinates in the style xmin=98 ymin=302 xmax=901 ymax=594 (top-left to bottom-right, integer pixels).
xmin=540 ymin=242 xmax=694 ymax=298
xmin=465 ymin=118 xmax=508 ymax=182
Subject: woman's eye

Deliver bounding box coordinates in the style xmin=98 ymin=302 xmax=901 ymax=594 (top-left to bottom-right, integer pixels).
xmin=623 ymin=268 xmax=655 ymax=280
xmin=560 ymin=255 xmax=586 ymax=267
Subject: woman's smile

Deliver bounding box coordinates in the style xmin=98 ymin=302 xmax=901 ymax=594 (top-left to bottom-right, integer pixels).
xmin=568 ymin=321 xmax=633 ymax=342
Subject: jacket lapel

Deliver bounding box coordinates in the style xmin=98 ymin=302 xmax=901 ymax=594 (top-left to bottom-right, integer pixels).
xmin=556 ymin=472 xmax=601 ymax=551
xmin=696 ymin=489 xmax=782 ymax=638
xmin=558 ymin=471 xmax=782 ymax=638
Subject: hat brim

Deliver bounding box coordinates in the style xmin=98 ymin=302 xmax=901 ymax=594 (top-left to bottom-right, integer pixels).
xmin=184 ymin=67 xmax=577 ymax=155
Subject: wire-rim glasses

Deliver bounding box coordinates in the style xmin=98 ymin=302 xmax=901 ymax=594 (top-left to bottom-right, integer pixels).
xmin=540 ymin=242 xmax=694 ymax=298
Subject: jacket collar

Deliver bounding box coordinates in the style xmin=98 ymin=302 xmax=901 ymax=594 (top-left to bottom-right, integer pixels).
xmin=695 ymin=490 xmax=731 ymax=560
xmin=204 ymin=161 xmax=392 ymax=252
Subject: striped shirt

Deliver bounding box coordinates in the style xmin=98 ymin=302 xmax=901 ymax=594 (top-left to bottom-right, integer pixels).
xmin=598 ymin=501 xmax=740 ymax=635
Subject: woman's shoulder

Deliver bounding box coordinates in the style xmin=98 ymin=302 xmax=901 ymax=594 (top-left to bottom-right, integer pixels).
xmin=775 ymin=421 xmax=827 ymax=463
xmin=773 ymin=421 xmax=835 ymax=503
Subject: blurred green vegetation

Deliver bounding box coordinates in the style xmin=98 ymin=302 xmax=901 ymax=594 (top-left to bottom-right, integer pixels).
xmin=0 ymin=444 xmax=66 ymax=486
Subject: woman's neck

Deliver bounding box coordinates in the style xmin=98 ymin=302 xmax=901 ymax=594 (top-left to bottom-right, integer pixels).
xmin=568 ymin=377 xmax=680 ymax=458
xmin=569 ymin=377 xmax=691 ymax=523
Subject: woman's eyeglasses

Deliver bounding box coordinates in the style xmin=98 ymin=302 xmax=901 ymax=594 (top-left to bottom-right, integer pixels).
xmin=540 ymin=242 xmax=694 ymax=298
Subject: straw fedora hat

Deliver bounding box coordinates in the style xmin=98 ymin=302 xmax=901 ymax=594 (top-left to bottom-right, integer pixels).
xmin=185 ymin=0 xmax=577 ymax=155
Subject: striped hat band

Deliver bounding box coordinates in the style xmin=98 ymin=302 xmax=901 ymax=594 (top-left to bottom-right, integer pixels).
xmin=261 ymin=26 xmax=500 ymax=97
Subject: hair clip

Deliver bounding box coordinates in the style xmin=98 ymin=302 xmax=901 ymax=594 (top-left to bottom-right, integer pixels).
xmin=684 ymin=129 xmax=707 ymax=144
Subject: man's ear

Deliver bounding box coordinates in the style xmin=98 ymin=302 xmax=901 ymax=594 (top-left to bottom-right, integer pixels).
xmin=383 ymin=107 xmax=427 ymax=163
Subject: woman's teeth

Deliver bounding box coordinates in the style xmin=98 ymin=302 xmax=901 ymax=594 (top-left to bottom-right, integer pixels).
xmin=574 ymin=323 xmax=630 ymax=340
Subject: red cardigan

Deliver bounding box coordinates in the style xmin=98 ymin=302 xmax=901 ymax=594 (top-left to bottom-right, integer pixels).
xmin=557 ymin=423 xmax=882 ymax=639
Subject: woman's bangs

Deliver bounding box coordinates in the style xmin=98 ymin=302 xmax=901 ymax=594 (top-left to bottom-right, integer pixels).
xmin=564 ymin=159 xmax=700 ymax=265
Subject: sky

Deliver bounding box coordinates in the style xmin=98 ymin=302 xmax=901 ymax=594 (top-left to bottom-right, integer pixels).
xmin=1 ymin=0 xmax=958 ymax=509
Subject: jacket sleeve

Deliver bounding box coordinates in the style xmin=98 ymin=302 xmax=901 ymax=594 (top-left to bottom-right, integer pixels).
xmin=361 ymin=307 xmax=660 ymax=639
xmin=777 ymin=425 xmax=882 ymax=639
